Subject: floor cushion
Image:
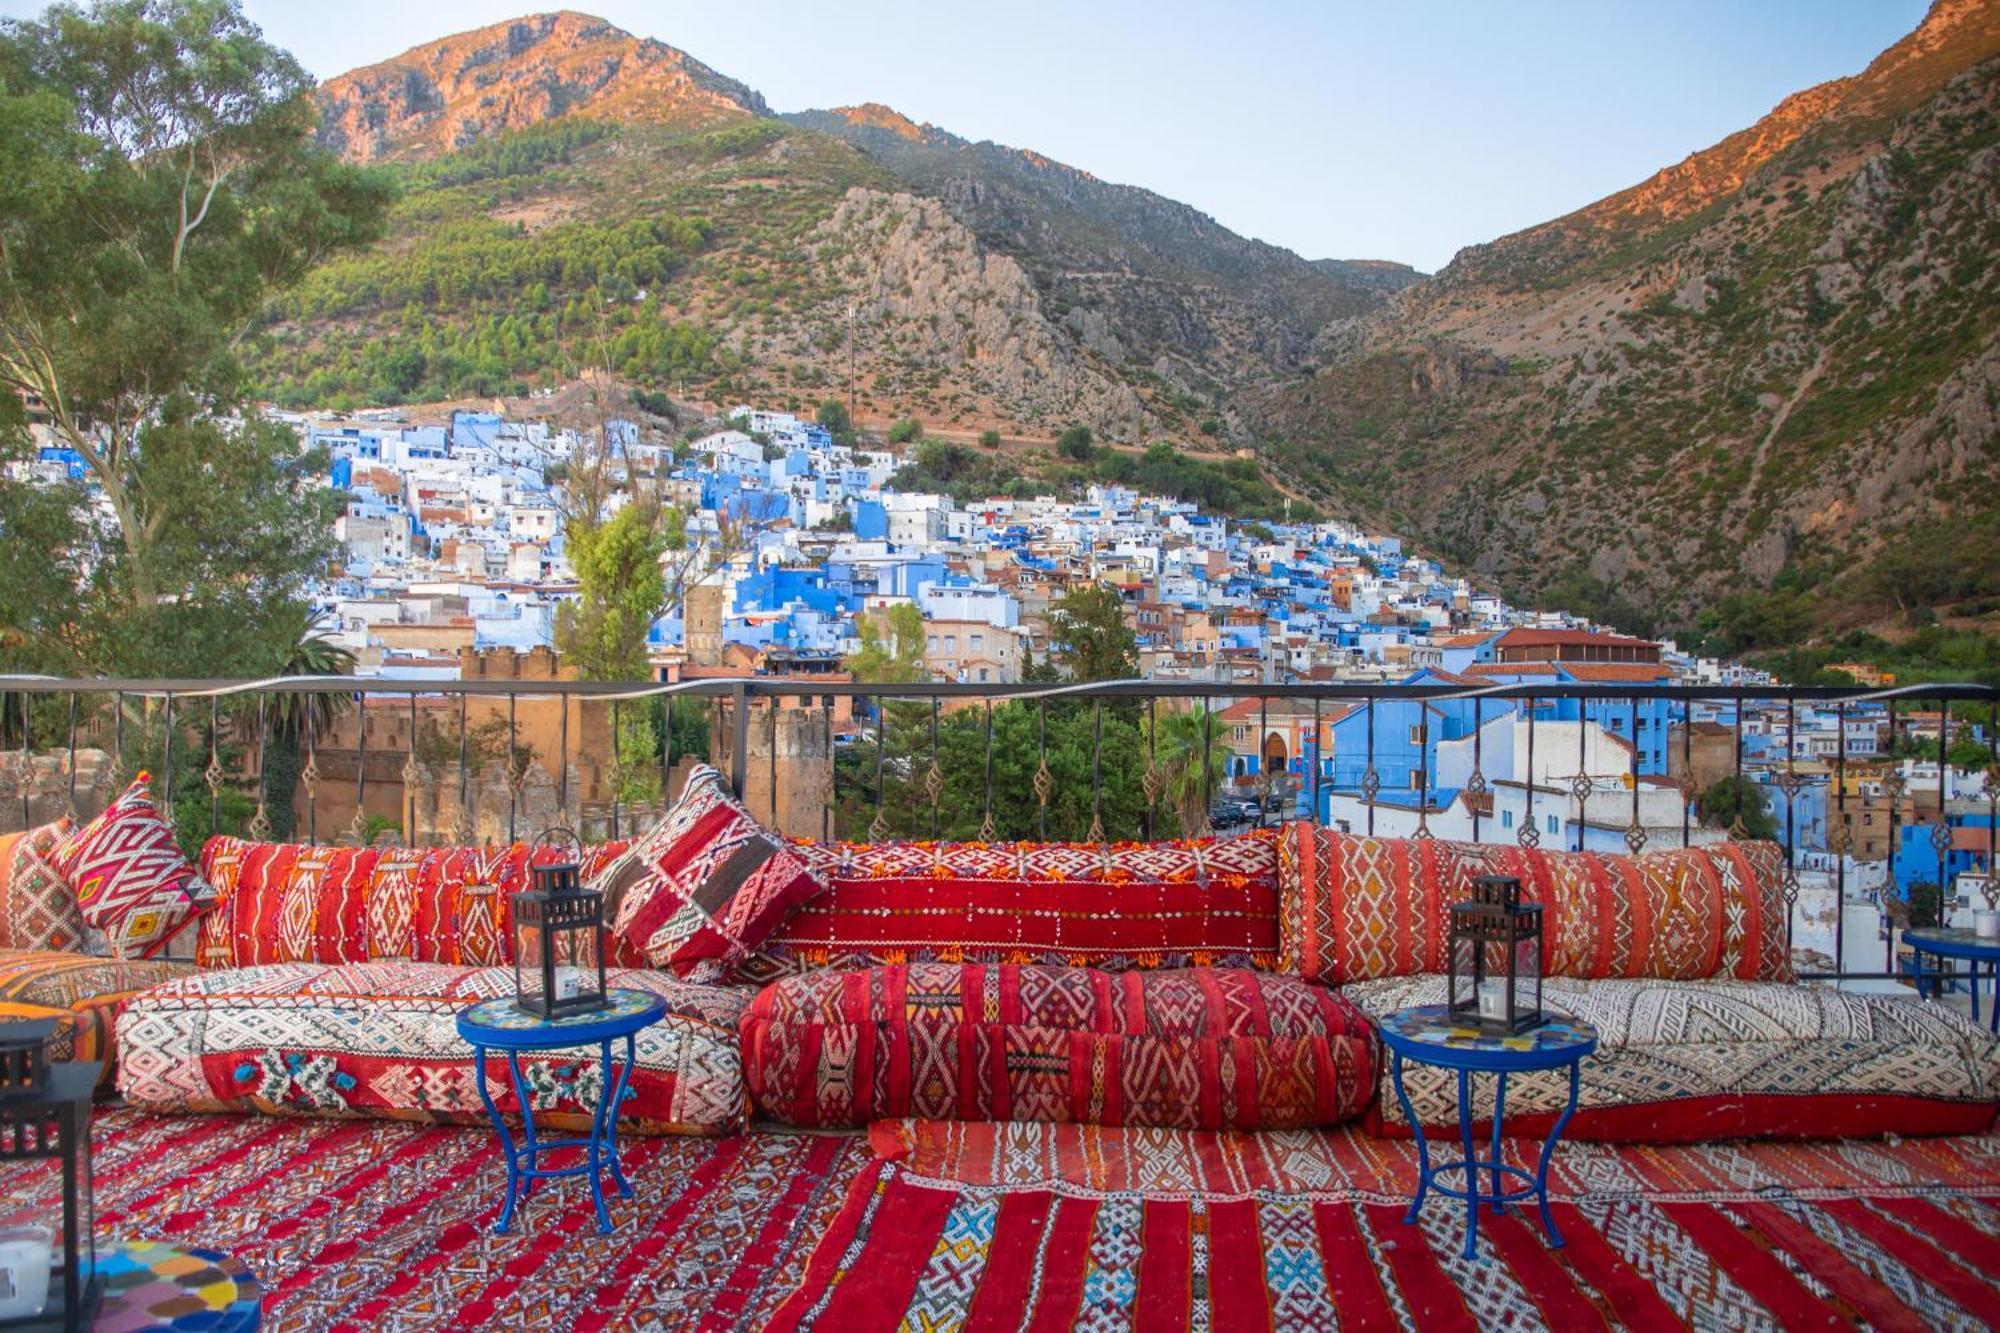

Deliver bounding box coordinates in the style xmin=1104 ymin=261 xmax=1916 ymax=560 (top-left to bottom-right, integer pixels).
xmin=1343 ymin=974 xmax=2000 ymax=1141
xmin=0 ymin=949 xmax=195 ymax=1088
xmin=116 ymin=961 xmax=751 ymax=1136
xmin=741 ymin=963 xmax=1377 ymax=1131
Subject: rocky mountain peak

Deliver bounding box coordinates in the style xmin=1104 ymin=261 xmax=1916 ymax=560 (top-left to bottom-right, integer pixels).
xmin=315 ymin=11 xmax=767 ymax=163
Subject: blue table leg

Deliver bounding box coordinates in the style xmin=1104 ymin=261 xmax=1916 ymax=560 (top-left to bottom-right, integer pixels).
xmin=1457 ymin=1069 xmax=1479 ymax=1261
xmin=604 ymin=1032 xmax=636 ymax=1199
xmin=505 ymin=1053 xmax=541 ymax=1201
xmin=469 ymin=1044 xmax=522 ymax=1235
xmin=1393 ymin=1050 xmax=1430 ymax=1225
xmin=1989 ymin=962 xmax=1998 ymax=1036
xmin=585 ymin=1037 xmax=615 ymax=1234
xmin=1489 ymin=1071 xmax=1509 ymax=1214
xmin=1533 ymin=1059 xmax=1582 ymax=1249
xmin=1972 ymin=960 xmax=1983 ymax=1027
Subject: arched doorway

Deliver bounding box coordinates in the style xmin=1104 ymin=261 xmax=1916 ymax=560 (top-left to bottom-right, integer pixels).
xmin=1263 ymin=731 xmax=1289 ymax=774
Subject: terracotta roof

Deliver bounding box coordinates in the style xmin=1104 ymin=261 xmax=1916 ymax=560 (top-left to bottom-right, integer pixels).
xmin=1465 ymin=662 xmax=1558 ymax=677
xmin=1495 ymin=627 xmax=1659 ymax=649
xmin=1559 ymin=662 xmax=1675 ymax=683
xmin=1432 ymin=633 xmax=1494 ymax=648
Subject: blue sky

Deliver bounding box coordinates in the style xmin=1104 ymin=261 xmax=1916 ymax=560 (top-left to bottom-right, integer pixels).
xmin=4 ymin=1 xmax=1931 ymax=272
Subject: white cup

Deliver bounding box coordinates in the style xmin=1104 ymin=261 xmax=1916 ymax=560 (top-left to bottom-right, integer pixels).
xmin=0 ymin=1229 xmax=52 ymax=1319
xmin=1975 ymin=910 xmax=2000 ymax=940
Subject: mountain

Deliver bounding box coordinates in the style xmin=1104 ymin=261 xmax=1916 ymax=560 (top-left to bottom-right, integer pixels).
xmin=1260 ymin=0 xmax=2000 ymax=643
xmin=315 ymin=11 xmax=767 ymax=162
xmin=276 ymin=14 xmax=1414 ymax=451
xmin=784 ymin=105 xmax=1420 ymax=404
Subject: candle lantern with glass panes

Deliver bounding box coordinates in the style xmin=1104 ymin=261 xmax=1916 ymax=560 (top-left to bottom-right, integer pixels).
xmin=0 ymin=1019 xmax=99 ymax=1331
xmin=511 ymin=828 xmax=608 ymax=1018
xmin=1447 ymin=874 xmax=1545 ymax=1035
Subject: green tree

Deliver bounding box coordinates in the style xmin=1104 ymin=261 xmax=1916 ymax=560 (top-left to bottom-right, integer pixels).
xmin=0 ymin=0 xmax=390 ymax=673
xmin=979 ymin=429 xmax=1001 ymax=448
xmin=1056 ymin=424 xmax=1095 ymax=461
xmin=816 ymin=399 xmax=852 ymax=437
xmin=259 ymin=605 xmax=356 ymax=840
xmin=1145 ymin=705 xmax=1231 ymax=832
xmin=1695 ymin=776 xmax=1779 ymax=840
xmin=1047 ymin=584 xmax=1138 ymax=682
xmin=557 ymin=502 xmax=666 ymax=682
xmin=845 ymin=603 xmax=927 ymax=684
xmin=887 ymin=416 xmax=922 ymax=444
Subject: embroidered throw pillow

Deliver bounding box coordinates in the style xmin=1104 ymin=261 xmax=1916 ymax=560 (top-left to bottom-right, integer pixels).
xmin=0 ymin=819 xmax=85 ymax=952
xmin=596 ymin=765 xmax=829 ymax=979
xmin=51 ymin=775 xmax=212 ymax=958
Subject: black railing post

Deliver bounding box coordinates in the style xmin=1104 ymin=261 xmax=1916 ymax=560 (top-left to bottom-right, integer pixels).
xmin=610 ymin=699 xmax=622 ymax=841
xmin=506 ymin=691 xmax=518 ymax=844
xmin=1310 ymin=697 xmax=1323 ymax=829
xmin=1834 ymin=703 xmax=1848 ymax=978
xmin=1036 ymin=699 xmax=1050 ymax=843
xmin=1625 ymin=694 xmax=1643 ymax=855
xmin=162 ymin=692 xmax=175 ymax=815
xmin=206 ymin=695 xmax=221 ymax=835
xmin=1470 ymin=697 xmax=1485 ymax=844
xmin=731 ymin=681 xmax=750 ymax=802
xmin=1681 ymin=701 xmax=1694 ymax=847
xmin=1935 ymin=695 xmax=1950 ymax=920
xmin=305 ymin=691 xmax=318 ymax=844
xmin=1363 ymin=696 xmax=1378 ymax=837
xmin=872 ymin=690 xmax=889 ymax=843
xmin=929 ymin=697 xmax=942 ymax=840
xmin=456 ymin=692 xmax=471 ymax=845
xmin=352 ymin=689 xmax=369 ymax=846
xmin=63 ymin=692 xmax=78 ymax=823
xmin=17 ymin=691 xmax=31 ymax=830
xmin=1090 ymin=698 xmax=1104 ymax=844
xmin=981 ymin=700 xmax=996 ymax=842
xmin=1521 ymin=698 xmax=1537 ymax=847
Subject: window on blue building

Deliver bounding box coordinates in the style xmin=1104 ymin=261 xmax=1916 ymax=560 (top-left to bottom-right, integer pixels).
xmin=1501 ymin=810 xmax=1513 ymax=829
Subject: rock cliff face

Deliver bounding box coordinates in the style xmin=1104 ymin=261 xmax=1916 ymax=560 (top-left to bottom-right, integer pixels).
xmin=315 ymin=11 xmax=765 ymax=163
xmin=1263 ymin=0 xmax=2000 ymax=638
xmin=785 ymin=105 xmax=1421 ymax=396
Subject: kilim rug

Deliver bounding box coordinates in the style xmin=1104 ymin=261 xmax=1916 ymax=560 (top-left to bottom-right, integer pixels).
xmin=0 ymin=1108 xmax=872 ymax=1332
xmin=762 ymin=1120 xmax=2000 ymax=1330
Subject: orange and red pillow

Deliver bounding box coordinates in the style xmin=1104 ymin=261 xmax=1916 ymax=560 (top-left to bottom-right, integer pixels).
xmin=595 ymin=765 xmax=829 ymax=979
xmin=1278 ymin=825 xmax=1791 ymax=986
xmin=51 ymin=776 xmax=211 ymax=958
xmin=0 ymin=818 xmax=85 ymax=953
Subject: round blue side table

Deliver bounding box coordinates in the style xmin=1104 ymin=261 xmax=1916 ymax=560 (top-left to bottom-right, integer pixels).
xmin=1376 ymin=1005 xmax=1599 ymax=1261
xmin=1905 ymin=927 xmax=2000 ymax=1034
xmin=455 ymin=988 xmax=668 ymax=1235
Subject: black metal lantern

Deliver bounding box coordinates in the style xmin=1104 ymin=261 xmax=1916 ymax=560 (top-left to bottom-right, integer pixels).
xmin=511 ymin=829 xmax=608 ymax=1018
xmin=0 ymin=1020 xmax=99 ymax=1332
xmin=1447 ymin=874 xmax=1545 ymax=1035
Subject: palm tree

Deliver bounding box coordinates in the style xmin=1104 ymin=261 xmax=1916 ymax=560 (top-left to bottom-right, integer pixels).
xmin=260 ymin=605 xmax=355 ymax=839
xmin=1146 ymin=705 xmax=1231 ymax=835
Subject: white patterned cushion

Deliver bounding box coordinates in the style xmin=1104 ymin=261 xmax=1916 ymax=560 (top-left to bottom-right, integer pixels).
xmin=116 ymin=961 xmax=750 ymax=1135
xmin=1347 ymin=974 xmax=2000 ymax=1136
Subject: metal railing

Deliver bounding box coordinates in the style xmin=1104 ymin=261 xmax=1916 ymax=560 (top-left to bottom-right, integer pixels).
xmin=2 ymin=674 xmax=1994 ymax=987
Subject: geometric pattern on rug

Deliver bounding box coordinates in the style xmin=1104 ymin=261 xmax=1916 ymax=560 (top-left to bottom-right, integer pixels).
xmin=878 ymin=1117 xmax=2000 ymax=1203
xmin=756 ymin=1120 xmax=2000 ymax=1330
xmin=0 ymin=1109 xmax=870 ymax=1332
xmin=769 ymin=1156 xmax=2000 ymax=1331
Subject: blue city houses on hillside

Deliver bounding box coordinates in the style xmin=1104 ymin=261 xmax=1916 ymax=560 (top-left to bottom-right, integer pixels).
xmin=1306 ymin=668 xmax=1497 ymax=814
xmin=1892 ymin=812 xmax=1997 ymax=898
xmin=1469 ymin=664 xmax=1677 ymax=776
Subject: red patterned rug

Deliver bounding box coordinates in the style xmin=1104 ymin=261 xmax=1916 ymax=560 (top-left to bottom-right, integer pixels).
xmin=0 ymin=1109 xmax=871 ymax=1332
xmin=762 ymin=1120 xmax=2000 ymax=1330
